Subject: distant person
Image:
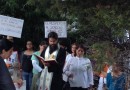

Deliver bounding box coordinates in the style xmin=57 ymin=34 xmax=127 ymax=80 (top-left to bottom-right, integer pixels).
xmin=97 ymin=62 xmax=109 ymax=90
xmin=4 ymin=36 xmax=19 ymax=68
xmin=63 ymin=43 xmax=78 ymax=82
xmin=31 ymin=41 xmax=47 ymax=90
xmin=65 ymin=43 xmax=78 ymax=63
xmin=21 ymin=40 xmax=34 ymax=90
xmin=63 ymin=45 xmax=94 ymax=90
xmin=40 ymin=32 xmax=66 ymax=90
xmin=106 ymin=63 xmax=126 ymax=90
xmin=59 ymin=39 xmax=69 ymax=55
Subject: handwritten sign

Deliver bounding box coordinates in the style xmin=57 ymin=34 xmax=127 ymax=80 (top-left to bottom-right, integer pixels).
xmin=44 ymin=21 xmax=67 ymax=38
xmin=0 ymin=15 xmax=24 ymax=38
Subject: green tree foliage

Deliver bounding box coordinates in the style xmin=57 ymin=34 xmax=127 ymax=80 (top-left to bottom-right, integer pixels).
xmin=87 ymin=41 xmax=119 ymax=72
xmin=0 ymin=0 xmax=130 ymax=47
xmin=64 ymin=0 xmax=130 ymax=43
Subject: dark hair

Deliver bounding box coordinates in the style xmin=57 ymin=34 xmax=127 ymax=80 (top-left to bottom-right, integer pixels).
xmin=0 ymin=38 xmax=13 ymax=54
xmin=76 ymin=44 xmax=86 ymax=55
xmin=71 ymin=43 xmax=79 ymax=48
xmin=39 ymin=41 xmax=47 ymax=46
xmin=59 ymin=40 xmax=66 ymax=47
xmin=48 ymin=32 xmax=58 ymax=40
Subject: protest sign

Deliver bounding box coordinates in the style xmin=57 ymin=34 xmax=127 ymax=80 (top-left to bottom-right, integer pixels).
xmin=44 ymin=21 xmax=67 ymax=38
xmin=0 ymin=15 xmax=24 ymax=38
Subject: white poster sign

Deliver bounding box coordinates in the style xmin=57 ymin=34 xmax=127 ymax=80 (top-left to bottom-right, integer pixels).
xmin=0 ymin=15 xmax=24 ymax=38
xmin=44 ymin=21 xmax=67 ymax=38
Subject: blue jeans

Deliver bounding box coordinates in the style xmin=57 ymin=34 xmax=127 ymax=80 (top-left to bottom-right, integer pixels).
xmin=22 ymin=72 xmax=33 ymax=90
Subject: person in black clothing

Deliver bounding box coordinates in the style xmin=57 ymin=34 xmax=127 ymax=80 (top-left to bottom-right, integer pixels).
xmin=0 ymin=38 xmax=15 ymax=90
xmin=40 ymin=32 xmax=66 ymax=90
xmin=21 ymin=40 xmax=34 ymax=90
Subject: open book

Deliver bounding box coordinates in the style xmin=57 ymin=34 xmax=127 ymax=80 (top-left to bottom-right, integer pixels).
xmin=34 ymin=54 xmax=57 ymax=65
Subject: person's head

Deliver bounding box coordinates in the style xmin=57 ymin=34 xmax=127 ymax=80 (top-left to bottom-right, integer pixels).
xmin=39 ymin=41 xmax=47 ymax=51
xmin=26 ymin=40 xmax=33 ymax=50
xmin=48 ymin=32 xmax=59 ymax=53
xmin=59 ymin=39 xmax=67 ymax=49
xmin=102 ymin=62 xmax=109 ymax=72
xmin=71 ymin=43 xmax=78 ymax=55
xmin=7 ymin=36 xmax=14 ymax=42
xmin=48 ymin=32 xmax=58 ymax=46
xmin=76 ymin=44 xmax=86 ymax=57
xmin=112 ymin=62 xmax=122 ymax=73
xmin=0 ymin=38 xmax=13 ymax=59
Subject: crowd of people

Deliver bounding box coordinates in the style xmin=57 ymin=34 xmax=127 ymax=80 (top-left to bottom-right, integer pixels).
xmin=0 ymin=31 xmax=127 ymax=90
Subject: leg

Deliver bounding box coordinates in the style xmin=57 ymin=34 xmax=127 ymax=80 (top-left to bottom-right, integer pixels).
xmin=29 ymin=72 xmax=33 ymax=90
xmin=22 ymin=72 xmax=29 ymax=90
xmin=31 ymin=74 xmax=37 ymax=90
xmin=51 ymin=77 xmax=63 ymax=90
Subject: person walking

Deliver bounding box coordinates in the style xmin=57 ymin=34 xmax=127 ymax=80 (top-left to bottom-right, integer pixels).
xmin=63 ymin=45 xmax=94 ymax=90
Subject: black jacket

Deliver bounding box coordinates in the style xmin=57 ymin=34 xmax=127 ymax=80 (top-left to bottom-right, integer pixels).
xmin=0 ymin=57 xmax=16 ymax=90
xmin=40 ymin=47 xmax=66 ymax=90
xmin=40 ymin=47 xmax=66 ymax=75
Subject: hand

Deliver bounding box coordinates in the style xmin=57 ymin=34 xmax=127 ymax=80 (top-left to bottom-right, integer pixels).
xmin=44 ymin=62 xmax=50 ymax=67
xmin=17 ymin=79 xmax=23 ymax=88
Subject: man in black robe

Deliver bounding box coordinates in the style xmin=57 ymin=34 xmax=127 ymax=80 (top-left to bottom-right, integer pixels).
xmin=40 ymin=32 xmax=66 ymax=90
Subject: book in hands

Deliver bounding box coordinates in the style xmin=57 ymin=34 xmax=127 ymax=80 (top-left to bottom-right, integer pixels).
xmin=34 ymin=54 xmax=57 ymax=65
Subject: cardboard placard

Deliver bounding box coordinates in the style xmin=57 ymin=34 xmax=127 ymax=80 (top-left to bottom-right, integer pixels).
xmin=44 ymin=21 xmax=67 ymax=38
xmin=0 ymin=15 xmax=24 ymax=38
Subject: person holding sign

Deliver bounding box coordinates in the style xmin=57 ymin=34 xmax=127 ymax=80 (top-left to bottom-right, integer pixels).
xmin=39 ymin=32 xmax=66 ymax=90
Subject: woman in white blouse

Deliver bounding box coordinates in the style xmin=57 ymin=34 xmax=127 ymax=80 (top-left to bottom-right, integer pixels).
xmin=63 ymin=45 xmax=94 ymax=90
